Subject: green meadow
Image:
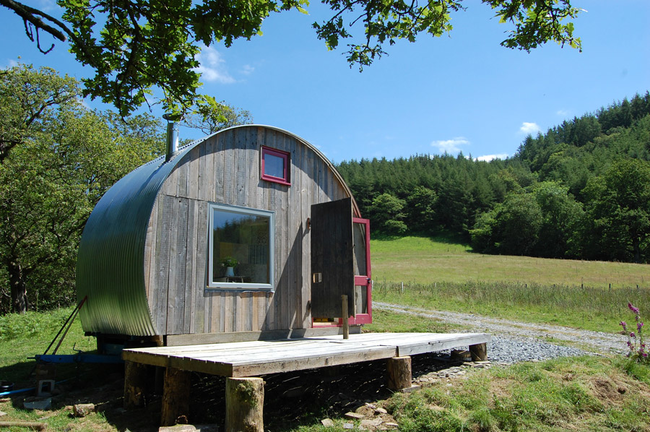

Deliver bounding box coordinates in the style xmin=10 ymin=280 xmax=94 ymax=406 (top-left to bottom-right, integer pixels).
xmin=370 ymin=236 xmax=650 ymax=333
xmin=371 ymin=236 xmax=650 ymax=288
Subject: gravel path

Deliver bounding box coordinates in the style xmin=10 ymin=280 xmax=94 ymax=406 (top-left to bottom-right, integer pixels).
xmin=374 ymin=302 xmax=628 ymax=363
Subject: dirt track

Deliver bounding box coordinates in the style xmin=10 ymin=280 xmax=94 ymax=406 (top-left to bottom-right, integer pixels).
xmin=374 ymin=301 xmax=627 ymax=354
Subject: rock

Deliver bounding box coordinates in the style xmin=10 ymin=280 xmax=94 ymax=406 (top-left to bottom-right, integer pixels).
xmin=321 ymin=418 xmax=335 ymax=427
xmin=400 ymin=384 xmax=421 ymax=393
xmin=360 ymin=418 xmax=383 ymax=428
xmin=159 ymin=425 xmax=218 ymax=432
xmin=375 ymin=407 xmax=388 ymax=415
xmin=0 ymin=410 xmax=6 ymax=417
xmin=73 ymin=403 xmax=96 ymax=417
xmin=384 ymin=422 xmax=399 ymax=429
xmin=345 ymin=412 xmax=366 ymax=420
xmin=24 ymin=398 xmax=52 ymax=411
xmin=159 ymin=426 xmax=197 ymax=432
xmin=343 ymin=423 xmax=354 ymax=429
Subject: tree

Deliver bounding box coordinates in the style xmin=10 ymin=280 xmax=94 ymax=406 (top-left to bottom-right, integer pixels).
xmin=406 ymin=186 xmax=437 ymax=234
xmin=583 ymin=159 xmax=650 ymax=263
xmin=0 ymin=65 xmax=164 ymax=314
xmin=1 ymin=0 xmax=582 ymax=116
xmin=368 ymin=193 xmax=408 ymax=235
xmin=183 ymin=95 xmax=253 ymax=135
xmin=0 ymin=64 xmax=78 ymax=163
xmin=531 ymin=181 xmax=583 ymax=258
xmin=470 ymin=192 xmax=542 ymax=256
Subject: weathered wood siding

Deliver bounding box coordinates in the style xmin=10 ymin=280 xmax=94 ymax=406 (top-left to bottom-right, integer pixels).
xmin=145 ymin=127 xmax=350 ymax=335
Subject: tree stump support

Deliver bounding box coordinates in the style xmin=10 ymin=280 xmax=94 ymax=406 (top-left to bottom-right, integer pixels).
xmin=469 ymin=343 xmax=488 ymax=361
xmin=387 ymin=356 xmax=412 ymax=390
xmin=124 ymin=360 xmax=151 ymax=409
xmin=226 ymin=377 xmax=265 ymax=432
xmin=160 ymin=367 xmax=192 ymax=426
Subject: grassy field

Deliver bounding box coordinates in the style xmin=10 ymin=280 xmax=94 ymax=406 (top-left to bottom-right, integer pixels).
xmin=371 ymin=236 xmax=650 ymax=288
xmin=371 ymin=236 xmax=650 ymax=333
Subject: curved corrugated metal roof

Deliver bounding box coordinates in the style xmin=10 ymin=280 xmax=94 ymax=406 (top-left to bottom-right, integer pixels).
xmin=76 ymin=125 xmax=358 ymax=336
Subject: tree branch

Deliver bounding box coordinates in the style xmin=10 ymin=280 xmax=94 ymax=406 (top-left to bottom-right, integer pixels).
xmin=0 ymin=0 xmax=66 ymax=41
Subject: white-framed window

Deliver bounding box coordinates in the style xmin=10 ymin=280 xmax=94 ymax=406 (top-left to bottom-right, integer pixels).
xmin=207 ymin=203 xmax=275 ymax=291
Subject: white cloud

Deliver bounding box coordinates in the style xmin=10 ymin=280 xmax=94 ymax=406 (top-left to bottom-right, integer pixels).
xmin=195 ymin=46 xmax=236 ymax=84
xmin=431 ymin=137 xmax=470 ymax=154
xmin=241 ymin=65 xmax=255 ymax=76
xmin=556 ymin=109 xmax=570 ymax=117
xmin=475 ymin=153 xmax=510 ymax=162
xmin=520 ymin=122 xmax=541 ymax=135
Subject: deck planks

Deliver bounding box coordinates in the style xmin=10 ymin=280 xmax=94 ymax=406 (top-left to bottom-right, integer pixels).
xmin=123 ymin=332 xmax=490 ymax=378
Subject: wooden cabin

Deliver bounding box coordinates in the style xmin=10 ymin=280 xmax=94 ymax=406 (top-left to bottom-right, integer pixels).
xmin=76 ymin=125 xmax=372 ymax=347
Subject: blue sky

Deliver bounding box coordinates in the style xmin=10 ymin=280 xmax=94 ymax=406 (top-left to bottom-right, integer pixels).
xmin=1 ymin=1 xmax=649 ymax=163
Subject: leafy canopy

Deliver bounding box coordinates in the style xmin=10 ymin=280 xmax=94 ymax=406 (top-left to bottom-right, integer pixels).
xmin=0 ymin=64 xmax=165 ymax=313
xmin=0 ymin=0 xmax=581 ymax=116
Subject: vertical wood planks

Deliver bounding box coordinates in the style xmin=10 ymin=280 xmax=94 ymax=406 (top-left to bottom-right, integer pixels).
xmin=142 ymin=126 xmax=355 ymax=338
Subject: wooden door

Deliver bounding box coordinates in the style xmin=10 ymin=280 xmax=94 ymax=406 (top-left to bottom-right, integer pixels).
xmin=310 ymin=197 xmax=355 ymax=318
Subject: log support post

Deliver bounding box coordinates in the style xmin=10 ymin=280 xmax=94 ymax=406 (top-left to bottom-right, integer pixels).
xmin=387 ymin=356 xmax=412 ymax=391
xmin=124 ymin=361 xmax=152 ymax=409
xmin=226 ymin=377 xmax=265 ymax=432
xmin=470 ymin=343 xmax=488 ymax=361
xmin=160 ymin=367 xmax=192 ymax=426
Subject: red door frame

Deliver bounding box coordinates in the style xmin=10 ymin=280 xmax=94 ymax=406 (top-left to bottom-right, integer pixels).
xmin=347 ymin=217 xmax=372 ymax=325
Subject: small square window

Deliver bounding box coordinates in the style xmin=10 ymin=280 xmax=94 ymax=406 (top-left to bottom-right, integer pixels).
xmin=261 ymin=146 xmax=291 ymax=186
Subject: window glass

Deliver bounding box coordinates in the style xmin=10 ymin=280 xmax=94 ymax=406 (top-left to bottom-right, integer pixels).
xmin=261 ymin=146 xmax=290 ymax=185
xmin=264 ymin=152 xmax=285 ymax=179
xmin=209 ymin=204 xmax=274 ymax=290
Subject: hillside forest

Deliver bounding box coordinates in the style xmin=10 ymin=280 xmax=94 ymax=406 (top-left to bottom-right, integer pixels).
xmin=336 ymin=91 xmax=650 ymax=263
xmin=0 ymin=63 xmax=648 ymax=314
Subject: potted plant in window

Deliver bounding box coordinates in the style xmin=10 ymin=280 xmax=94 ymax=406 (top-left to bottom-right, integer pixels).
xmin=221 ymin=257 xmax=238 ymax=277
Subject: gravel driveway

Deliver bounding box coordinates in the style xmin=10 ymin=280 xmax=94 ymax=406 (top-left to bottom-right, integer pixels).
xmin=374 ymin=302 xmax=628 ymax=363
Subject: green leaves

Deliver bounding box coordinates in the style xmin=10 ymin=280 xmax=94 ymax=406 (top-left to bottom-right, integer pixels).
xmin=182 ymin=95 xmax=253 ymax=135
xmin=488 ymin=0 xmax=582 ymax=52
xmin=6 ymin=0 xmax=581 ymax=115
xmin=584 ymin=159 xmax=650 ymax=263
xmin=314 ymin=0 xmax=580 ymax=70
xmin=0 ymin=65 xmax=165 ymax=313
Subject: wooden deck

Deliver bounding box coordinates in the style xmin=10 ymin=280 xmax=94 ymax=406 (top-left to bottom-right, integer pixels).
xmin=122 ymin=332 xmax=491 ymax=378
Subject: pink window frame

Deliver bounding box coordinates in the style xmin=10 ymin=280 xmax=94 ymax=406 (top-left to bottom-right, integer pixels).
xmin=261 ymin=146 xmax=291 ymax=186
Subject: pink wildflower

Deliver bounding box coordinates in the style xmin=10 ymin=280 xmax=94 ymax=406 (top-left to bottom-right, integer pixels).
xmin=629 ymin=302 xmax=640 ymax=314
xmin=630 ymin=332 xmax=636 ymax=338
xmin=638 ymin=322 xmax=645 ymax=331
xmin=620 ymin=321 xmax=627 ymax=329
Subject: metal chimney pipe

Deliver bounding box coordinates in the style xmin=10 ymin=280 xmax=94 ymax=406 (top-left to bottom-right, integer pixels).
xmin=163 ymin=113 xmax=180 ymax=162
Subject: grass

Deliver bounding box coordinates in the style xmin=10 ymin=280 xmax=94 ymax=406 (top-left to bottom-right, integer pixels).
xmin=0 ymin=307 xmax=96 ymax=386
xmin=371 ymin=236 xmax=650 ymax=333
xmin=382 ymin=355 xmax=650 ymax=432
xmin=371 ymin=236 xmax=650 ymax=289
